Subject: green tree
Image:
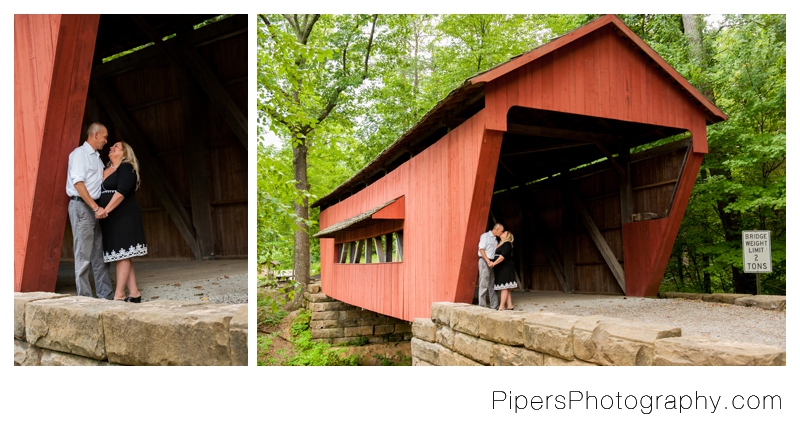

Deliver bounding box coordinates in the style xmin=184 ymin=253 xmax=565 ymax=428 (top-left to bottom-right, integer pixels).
xmin=258 ymin=14 xmax=378 ymax=305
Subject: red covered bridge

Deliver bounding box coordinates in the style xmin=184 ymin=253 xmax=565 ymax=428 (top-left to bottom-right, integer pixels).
xmin=313 ymin=15 xmax=727 ymax=322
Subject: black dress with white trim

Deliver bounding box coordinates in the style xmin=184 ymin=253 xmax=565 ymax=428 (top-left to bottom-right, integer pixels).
xmin=97 ymin=162 xmax=148 ymax=263
xmin=492 ymin=242 xmax=517 ymax=290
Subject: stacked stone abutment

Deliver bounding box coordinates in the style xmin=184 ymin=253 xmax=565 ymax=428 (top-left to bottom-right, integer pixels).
xmin=305 ymin=283 xmax=412 ymax=345
xmin=411 ymin=302 xmax=785 ymax=366
xmin=14 ymin=293 xmax=247 ymax=366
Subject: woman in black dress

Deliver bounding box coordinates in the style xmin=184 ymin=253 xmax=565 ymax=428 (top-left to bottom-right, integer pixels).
xmin=96 ymin=141 xmax=147 ymax=302
xmin=492 ymin=231 xmax=516 ymax=310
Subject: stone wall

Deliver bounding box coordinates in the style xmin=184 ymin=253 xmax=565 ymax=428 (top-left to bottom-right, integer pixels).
xmin=411 ymin=302 xmax=785 ymax=366
xmin=14 ymin=292 xmax=247 ymax=366
xmin=305 ymin=283 xmax=412 ymax=345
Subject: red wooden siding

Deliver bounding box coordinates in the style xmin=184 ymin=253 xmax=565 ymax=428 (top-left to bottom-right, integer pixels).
xmin=14 ymin=15 xmax=99 ymax=292
xmin=320 ymin=111 xmax=495 ymax=321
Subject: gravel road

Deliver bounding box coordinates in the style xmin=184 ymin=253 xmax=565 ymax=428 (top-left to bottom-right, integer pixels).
xmin=511 ymin=292 xmax=785 ymax=348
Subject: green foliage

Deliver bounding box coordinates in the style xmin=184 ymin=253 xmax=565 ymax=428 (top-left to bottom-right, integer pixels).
xmin=286 ymin=309 xmax=360 ymax=366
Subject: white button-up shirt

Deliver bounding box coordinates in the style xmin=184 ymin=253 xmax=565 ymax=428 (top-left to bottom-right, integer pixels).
xmin=478 ymin=231 xmax=499 ymax=259
xmin=66 ymin=142 xmax=104 ymax=200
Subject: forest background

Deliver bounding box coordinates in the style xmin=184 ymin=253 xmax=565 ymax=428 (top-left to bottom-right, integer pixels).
xmin=257 ymin=14 xmax=786 ymax=297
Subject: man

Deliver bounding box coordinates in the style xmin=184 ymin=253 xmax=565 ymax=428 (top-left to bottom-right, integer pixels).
xmin=66 ymin=122 xmax=113 ymax=299
xmin=478 ymin=223 xmax=503 ymax=309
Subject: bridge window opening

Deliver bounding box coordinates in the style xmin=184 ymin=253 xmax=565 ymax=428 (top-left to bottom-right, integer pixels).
xmin=337 ymin=230 xmax=403 ymax=264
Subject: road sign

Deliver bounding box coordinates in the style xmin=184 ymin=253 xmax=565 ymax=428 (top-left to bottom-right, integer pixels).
xmin=742 ymin=230 xmax=771 ymax=273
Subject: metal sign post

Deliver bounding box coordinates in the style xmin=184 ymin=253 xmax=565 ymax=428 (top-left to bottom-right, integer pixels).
xmin=742 ymin=230 xmax=772 ymax=295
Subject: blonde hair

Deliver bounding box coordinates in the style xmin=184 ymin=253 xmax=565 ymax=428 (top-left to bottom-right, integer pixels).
xmin=498 ymin=231 xmax=514 ymax=247
xmin=108 ymin=141 xmax=141 ymax=190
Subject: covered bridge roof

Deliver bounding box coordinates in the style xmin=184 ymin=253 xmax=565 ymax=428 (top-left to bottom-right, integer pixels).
xmin=312 ymin=14 xmax=726 ymax=211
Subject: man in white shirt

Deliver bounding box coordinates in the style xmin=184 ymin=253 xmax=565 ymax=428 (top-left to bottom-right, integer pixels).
xmin=66 ymin=122 xmax=113 ymax=299
xmin=478 ymin=223 xmax=504 ymax=309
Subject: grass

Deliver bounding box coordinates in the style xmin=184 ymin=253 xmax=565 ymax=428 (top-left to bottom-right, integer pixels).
xmin=285 ymin=309 xmax=361 ymax=366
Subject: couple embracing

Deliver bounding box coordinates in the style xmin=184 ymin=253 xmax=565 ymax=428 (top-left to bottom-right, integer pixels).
xmin=66 ymin=122 xmax=148 ymax=302
xmin=478 ymin=223 xmax=516 ymax=311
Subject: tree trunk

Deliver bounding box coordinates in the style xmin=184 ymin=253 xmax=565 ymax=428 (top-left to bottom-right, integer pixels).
xmin=289 ymin=137 xmax=310 ymax=309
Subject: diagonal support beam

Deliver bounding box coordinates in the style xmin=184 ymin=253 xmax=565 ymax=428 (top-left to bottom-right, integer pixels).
xmin=568 ymin=189 xmax=626 ymax=294
xmin=594 ymin=142 xmax=626 ymax=177
xmin=93 ymin=78 xmax=201 ymax=259
xmin=131 ymin=15 xmax=247 ymax=148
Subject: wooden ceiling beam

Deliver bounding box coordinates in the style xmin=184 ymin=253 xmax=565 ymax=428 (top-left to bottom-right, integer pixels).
xmin=507 ymin=122 xmax=624 ymax=143
xmin=92 ymin=15 xmax=246 ymax=78
xmin=131 ymin=15 xmax=247 ymax=149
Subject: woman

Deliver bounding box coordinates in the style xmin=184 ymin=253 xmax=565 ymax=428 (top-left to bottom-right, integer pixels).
xmin=491 ymin=231 xmax=517 ymax=311
xmin=96 ymin=141 xmax=148 ymax=302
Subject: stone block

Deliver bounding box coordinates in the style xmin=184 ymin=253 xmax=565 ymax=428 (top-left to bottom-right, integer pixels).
xmin=404 ymin=333 xmax=413 ymax=341
xmin=103 ymin=301 xmax=240 ymax=365
xmin=735 ymin=295 xmax=786 ymax=311
xmin=412 ymin=318 xmax=437 ymax=342
xmin=439 ymin=346 xmax=482 ymax=366
xmin=573 ymin=315 xmax=622 ymax=362
xmin=229 ymin=304 xmax=248 ymax=366
xmin=523 ymin=313 xmax=579 ymax=360
xmin=453 ymin=332 xmax=496 ymax=365
xmin=591 ymin=321 xmax=681 ymax=366
xmin=478 ymin=311 xmax=527 ymax=346
xmin=341 ymin=309 xmax=376 ymax=320
xmin=411 ymin=337 xmax=441 ymax=365
xmin=374 ymin=324 xmax=396 ymax=335
xmin=493 ymin=345 xmax=543 ymax=366
xmin=14 ymin=339 xmax=41 ymax=366
xmin=412 ymin=357 xmax=433 ymax=366
xmin=543 ymin=355 xmax=596 ymax=366
xmin=430 ymin=302 xmax=471 ymax=327
xmin=304 ymin=292 xmax=334 ymax=303
xmin=344 ymin=326 xmax=374 ymax=337
xmin=659 ymin=292 xmax=705 ymax=300
xmin=14 ymin=292 xmax=70 ymax=341
xmin=653 ymin=335 xmax=786 ymax=366
xmin=359 ymin=315 xmax=389 ymax=326
xmin=702 ymin=293 xmax=752 ymax=304
xmin=311 ymin=301 xmax=354 ymax=313
xmin=25 ymin=296 xmax=128 ymax=360
xmin=436 ymin=325 xmax=456 ymax=350
xmin=310 ymin=320 xmax=340 ymax=330
xmin=311 ymin=328 xmax=344 ymax=339
xmin=40 ymin=349 xmax=110 ymax=366
xmin=394 ymin=323 xmax=412 ymax=334
xmin=451 ymin=305 xmax=494 ymax=338
xmin=368 ymin=335 xmax=391 ymax=344
xmin=308 ymin=283 xmax=322 ymax=293
xmin=311 ymin=311 xmax=340 ymax=321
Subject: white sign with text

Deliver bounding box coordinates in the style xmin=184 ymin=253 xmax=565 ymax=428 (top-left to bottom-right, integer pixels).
xmin=742 ymin=230 xmax=771 ymax=273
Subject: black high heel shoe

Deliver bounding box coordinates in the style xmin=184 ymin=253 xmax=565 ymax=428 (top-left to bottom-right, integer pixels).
xmin=124 ymin=296 xmax=142 ymax=303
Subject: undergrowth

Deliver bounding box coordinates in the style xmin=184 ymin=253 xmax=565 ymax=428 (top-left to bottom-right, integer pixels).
xmin=286 ymin=309 xmax=360 ymax=366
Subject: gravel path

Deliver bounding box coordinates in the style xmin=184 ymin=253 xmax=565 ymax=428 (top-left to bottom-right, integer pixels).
xmin=139 ymin=273 xmax=248 ymax=304
xmin=512 ymin=292 xmax=785 ymax=348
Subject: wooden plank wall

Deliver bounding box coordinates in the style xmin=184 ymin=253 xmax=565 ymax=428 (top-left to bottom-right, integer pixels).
xmin=319 ymin=110 xmax=497 ymax=321
xmin=15 ymin=15 xmax=99 ymax=292
xmin=60 ymin=30 xmax=247 ymax=260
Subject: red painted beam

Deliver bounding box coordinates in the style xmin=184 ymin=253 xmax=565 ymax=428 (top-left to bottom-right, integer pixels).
xmin=14 ymin=15 xmax=99 ymax=292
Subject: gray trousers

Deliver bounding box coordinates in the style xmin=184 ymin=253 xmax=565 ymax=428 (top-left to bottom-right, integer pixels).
xmin=68 ymin=200 xmax=113 ymax=299
xmin=478 ymin=258 xmax=499 ymax=309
